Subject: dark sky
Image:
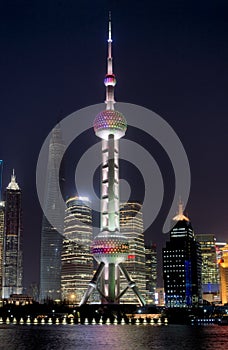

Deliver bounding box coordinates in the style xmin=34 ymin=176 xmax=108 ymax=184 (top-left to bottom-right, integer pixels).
xmin=0 ymin=0 xmax=228 ymax=290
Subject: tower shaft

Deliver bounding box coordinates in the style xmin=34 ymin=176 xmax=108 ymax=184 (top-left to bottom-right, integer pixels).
xmin=101 ymin=136 xmax=119 ymax=232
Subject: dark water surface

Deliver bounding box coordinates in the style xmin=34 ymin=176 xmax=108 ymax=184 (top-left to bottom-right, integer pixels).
xmin=0 ymin=324 xmax=227 ymax=350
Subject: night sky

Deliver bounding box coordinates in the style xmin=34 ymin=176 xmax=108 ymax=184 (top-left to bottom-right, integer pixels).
xmin=0 ymin=0 xmax=228 ymax=290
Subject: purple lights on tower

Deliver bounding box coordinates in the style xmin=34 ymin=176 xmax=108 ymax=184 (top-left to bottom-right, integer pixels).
xmin=93 ymin=110 xmax=127 ymax=140
xmin=104 ymin=74 xmax=116 ymax=87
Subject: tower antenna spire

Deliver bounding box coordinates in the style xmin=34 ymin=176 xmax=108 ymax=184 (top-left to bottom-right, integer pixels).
xmin=108 ymin=11 xmax=112 ymax=44
xmin=178 ymin=197 xmax=183 ymax=216
xmin=104 ymin=11 xmax=116 ymax=110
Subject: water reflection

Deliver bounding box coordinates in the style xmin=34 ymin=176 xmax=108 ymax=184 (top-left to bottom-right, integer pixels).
xmin=0 ymin=324 xmax=227 ymax=350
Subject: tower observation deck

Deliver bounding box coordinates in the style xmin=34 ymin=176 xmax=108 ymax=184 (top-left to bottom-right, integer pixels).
xmin=80 ymin=14 xmax=145 ymax=306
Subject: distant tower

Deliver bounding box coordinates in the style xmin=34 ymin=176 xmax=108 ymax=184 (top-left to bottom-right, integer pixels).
xmin=80 ymin=15 xmax=146 ymax=306
xmin=2 ymin=171 xmax=23 ymax=298
xmin=162 ymin=202 xmax=202 ymax=307
xmin=119 ymin=201 xmax=146 ymax=303
xmin=145 ymin=243 xmax=157 ymax=303
xmin=40 ymin=124 xmax=65 ymax=302
xmin=0 ymin=160 xmax=4 ymax=297
xmin=61 ymin=196 xmax=93 ymax=304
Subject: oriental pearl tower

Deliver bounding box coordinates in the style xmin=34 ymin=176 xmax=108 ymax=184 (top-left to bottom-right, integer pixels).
xmin=80 ymin=14 xmax=145 ymax=306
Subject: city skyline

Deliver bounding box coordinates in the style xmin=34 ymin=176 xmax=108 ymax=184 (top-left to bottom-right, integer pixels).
xmin=0 ymin=1 xmax=227 ymax=289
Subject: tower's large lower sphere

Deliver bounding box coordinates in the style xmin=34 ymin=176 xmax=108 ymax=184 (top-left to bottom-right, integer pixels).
xmin=92 ymin=232 xmax=129 ymax=264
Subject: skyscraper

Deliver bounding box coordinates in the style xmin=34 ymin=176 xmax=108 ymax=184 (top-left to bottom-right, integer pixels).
xmin=218 ymin=243 xmax=228 ymax=304
xmin=0 ymin=202 xmax=4 ymax=299
xmin=195 ymin=233 xmax=220 ymax=302
xmin=145 ymin=243 xmax=157 ymax=303
xmin=162 ymin=203 xmax=202 ymax=307
xmin=119 ymin=201 xmax=146 ymax=303
xmin=2 ymin=171 xmax=23 ymax=299
xmin=0 ymin=161 xmax=4 ymax=298
xmin=80 ymin=15 xmax=145 ymax=306
xmin=0 ymin=160 xmax=3 ymax=201
xmin=61 ymin=196 xmax=93 ymax=304
xmin=40 ymin=124 xmax=65 ymax=302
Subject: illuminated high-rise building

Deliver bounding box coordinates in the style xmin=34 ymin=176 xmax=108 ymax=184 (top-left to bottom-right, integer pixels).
xmin=40 ymin=124 xmax=65 ymax=302
xmin=119 ymin=201 xmax=146 ymax=303
xmin=195 ymin=233 xmax=220 ymax=302
xmin=0 ymin=202 xmax=4 ymax=298
xmin=145 ymin=243 xmax=157 ymax=303
xmin=163 ymin=203 xmax=202 ymax=307
xmin=2 ymin=171 xmax=23 ymax=299
xmin=0 ymin=160 xmax=3 ymax=201
xmin=0 ymin=161 xmax=4 ymax=298
xmin=61 ymin=196 xmax=93 ymax=304
xmin=218 ymin=243 xmax=228 ymax=304
xmin=80 ymin=15 xmax=145 ymax=306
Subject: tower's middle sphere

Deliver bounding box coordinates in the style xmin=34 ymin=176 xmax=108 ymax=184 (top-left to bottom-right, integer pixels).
xmin=93 ymin=109 xmax=127 ymax=140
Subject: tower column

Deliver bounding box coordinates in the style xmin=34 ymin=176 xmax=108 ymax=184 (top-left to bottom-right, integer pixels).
xmin=108 ymin=263 xmax=116 ymax=302
xmin=101 ymin=136 xmax=119 ymax=232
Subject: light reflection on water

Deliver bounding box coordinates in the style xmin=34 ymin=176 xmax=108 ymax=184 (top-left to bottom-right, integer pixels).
xmin=0 ymin=324 xmax=227 ymax=350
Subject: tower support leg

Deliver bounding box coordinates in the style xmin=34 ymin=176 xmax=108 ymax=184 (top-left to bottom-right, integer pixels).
xmin=80 ymin=262 xmax=105 ymax=306
xmin=118 ymin=263 xmax=146 ymax=306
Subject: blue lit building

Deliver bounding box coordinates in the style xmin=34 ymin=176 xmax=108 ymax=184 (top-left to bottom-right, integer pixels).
xmin=162 ymin=203 xmax=202 ymax=307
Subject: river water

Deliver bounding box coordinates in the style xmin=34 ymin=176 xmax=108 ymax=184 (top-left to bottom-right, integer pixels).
xmin=0 ymin=324 xmax=227 ymax=350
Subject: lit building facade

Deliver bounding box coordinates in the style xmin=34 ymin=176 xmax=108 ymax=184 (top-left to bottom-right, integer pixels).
xmin=40 ymin=124 xmax=65 ymax=302
xmin=145 ymin=243 xmax=157 ymax=303
xmin=218 ymin=243 xmax=228 ymax=304
xmin=0 ymin=201 xmax=4 ymax=298
xmin=0 ymin=160 xmax=4 ymax=298
xmin=2 ymin=171 xmax=23 ymax=298
xmin=216 ymin=242 xmax=227 ymax=261
xmin=163 ymin=204 xmax=202 ymax=307
xmin=195 ymin=233 xmax=220 ymax=302
xmin=119 ymin=201 xmax=146 ymax=303
xmin=61 ymin=196 xmax=93 ymax=304
xmin=155 ymin=287 xmax=165 ymax=306
xmin=80 ymin=16 xmax=145 ymax=306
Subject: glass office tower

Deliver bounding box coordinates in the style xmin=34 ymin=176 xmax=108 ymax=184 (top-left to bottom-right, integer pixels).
xmin=61 ymin=196 xmax=93 ymax=304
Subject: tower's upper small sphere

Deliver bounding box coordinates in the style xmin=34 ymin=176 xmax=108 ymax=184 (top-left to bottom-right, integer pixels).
xmin=104 ymin=74 xmax=116 ymax=87
xmin=93 ymin=109 xmax=127 ymax=140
